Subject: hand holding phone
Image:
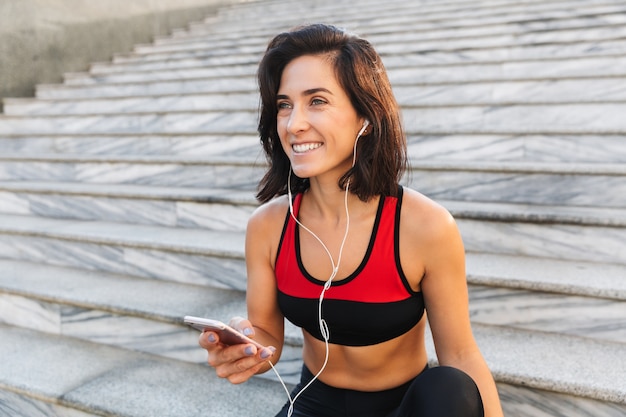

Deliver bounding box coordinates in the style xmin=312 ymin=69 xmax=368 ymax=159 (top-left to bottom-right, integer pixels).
xmin=188 ymin=315 xmax=276 ymax=384
xmin=184 ymin=315 xmax=267 ymax=349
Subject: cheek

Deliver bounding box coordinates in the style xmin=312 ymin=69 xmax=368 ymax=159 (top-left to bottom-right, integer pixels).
xmin=276 ymin=115 xmax=288 ymax=137
xmin=277 ymin=132 xmax=291 ymax=156
xmin=276 ymin=117 xmax=290 ymax=150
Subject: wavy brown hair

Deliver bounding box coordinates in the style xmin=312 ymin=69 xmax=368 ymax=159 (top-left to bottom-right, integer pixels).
xmin=256 ymin=23 xmax=407 ymax=203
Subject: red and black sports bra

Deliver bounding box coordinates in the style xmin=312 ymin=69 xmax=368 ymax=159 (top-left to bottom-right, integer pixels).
xmin=275 ymin=186 xmax=425 ymax=347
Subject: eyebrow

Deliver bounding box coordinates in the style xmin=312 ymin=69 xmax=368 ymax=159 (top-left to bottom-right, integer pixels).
xmin=276 ymin=87 xmax=334 ymax=100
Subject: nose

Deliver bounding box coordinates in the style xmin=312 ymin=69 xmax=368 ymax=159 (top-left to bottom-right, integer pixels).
xmin=286 ymin=104 xmax=309 ymax=134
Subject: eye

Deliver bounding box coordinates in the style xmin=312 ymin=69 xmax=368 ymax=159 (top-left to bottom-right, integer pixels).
xmin=311 ymin=98 xmax=327 ymax=106
xmin=277 ymin=101 xmax=292 ymax=110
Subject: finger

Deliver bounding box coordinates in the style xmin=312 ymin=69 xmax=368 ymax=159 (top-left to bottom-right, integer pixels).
xmin=198 ymin=331 xmax=218 ymax=350
xmin=207 ymin=339 xmax=257 ymax=368
xmin=200 ymin=329 xmax=275 ymax=361
xmin=226 ymin=360 xmax=267 ymax=384
xmin=215 ymin=347 xmax=272 ymax=382
xmin=228 ymin=316 xmax=255 ymax=337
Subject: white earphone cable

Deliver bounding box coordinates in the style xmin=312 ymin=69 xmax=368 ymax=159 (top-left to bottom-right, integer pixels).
xmin=265 ymin=122 xmax=367 ymax=416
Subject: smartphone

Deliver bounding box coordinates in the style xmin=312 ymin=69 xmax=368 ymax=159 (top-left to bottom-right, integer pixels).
xmin=184 ymin=316 xmax=266 ymax=349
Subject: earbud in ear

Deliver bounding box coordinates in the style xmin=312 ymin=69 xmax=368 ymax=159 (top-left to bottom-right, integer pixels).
xmin=357 ymin=119 xmax=370 ymax=138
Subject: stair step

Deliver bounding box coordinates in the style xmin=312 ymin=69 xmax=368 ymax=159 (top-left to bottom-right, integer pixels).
xmin=407 ymin=133 xmax=626 ymax=163
xmin=211 ymin=0 xmax=625 ymax=24
xmin=89 ymin=42 xmax=626 ymax=80
xmin=401 ymin=103 xmax=626 ymax=134
xmin=1 ymin=322 xmax=624 ymax=416
xmin=0 ymin=258 xmax=624 ymax=408
xmin=0 ymin=182 xmax=256 ymax=231
xmin=382 ymin=25 xmax=626 ymax=56
xmin=389 ymin=55 xmax=626 ymax=85
xmin=92 ymin=53 xmax=262 ymax=75
xmin=0 ymin=259 xmax=245 ymax=324
xmin=163 ymin=5 xmax=626 ymax=48
xmin=410 ymin=161 xmax=626 ymax=207
xmin=0 ymin=154 xmax=263 ymax=190
xmin=37 ymin=76 xmax=257 ymax=99
xmin=104 ymin=37 xmax=626 ymax=74
xmin=66 ymin=62 xmax=258 ymax=84
xmin=0 ymin=111 xmax=257 ymax=135
xmin=496 ymin=383 xmax=626 ymax=417
xmin=0 ymin=210 xmax=623 ymax=288
xmin=63 ymin=64 xmax=258 ymax=85
xmin=0 ymin=325 xmax=287 ymax=417
xmin=136 ymin=19 xmax=626 ymax=59
xmin=36 ymin=53 xmax=626 ymax=98
xmin=468 ymin=284 xmax=626 ymax=344
xmin=2 ymin=133 xmax=626 ymax=163
xmin=448 ymin=199 xmax=626 ymax=225
xmin=0 ymin=260 xmax=244 ymax=364
xmin=0 ymin=214 xmax=247 ymax=289
xmin=1 ymin=255 xmax=623 ymax=353
xmin=466 ymin=252 xmax=626 ymax=299
xmin=0 ymin=258 xmax=303 ymax=379
xmin=2 ymin=105 xmax=626 ymax=135
xmin=112 ymin=20 xmax=626 ymax=64
xmin=0 ymin=133 xmax=260 ymax=157
xmin=136 ymin=18 xmax=626 ymax=57
xmin=134 ymin=4 xmax=626 ymax=55
xmin=3 ymin=93 xmax=260 ymax=116
xmin=458 ymin=217 xmax=626 ymax=265
xmin=0 ymin=180 xmax=624 ymax=264
xmin=161 ymin=3 xmax=626 ymax=43
xmin=3 ymin=154 xmax=624 ymax=205
xmin=463 ymin=324 xmax=626 ymax=405
xmin=8 ymin=77 xmax=626 ymax=116
xmin=186 ymin=0 xmax=626 ymax=39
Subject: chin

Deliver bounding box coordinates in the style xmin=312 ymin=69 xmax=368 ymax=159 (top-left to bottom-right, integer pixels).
xmin=289 ymin=161 xmax=318 ymax=179
xmin=291 ymin=168 xmax=313 ymax=179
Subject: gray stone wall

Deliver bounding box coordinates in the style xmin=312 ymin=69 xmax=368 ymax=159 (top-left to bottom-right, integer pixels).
xmin=0 ymin=0 xmax=240 ymax=101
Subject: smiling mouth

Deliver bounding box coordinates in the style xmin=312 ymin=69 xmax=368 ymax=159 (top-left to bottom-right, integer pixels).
xmin=292 ymin=143 xmax=322 ymax=153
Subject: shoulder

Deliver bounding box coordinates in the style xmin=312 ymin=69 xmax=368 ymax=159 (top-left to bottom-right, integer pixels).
xmin=246 ymin=195 xmax=291 ymax=259
xmin=398 ymin=187 xmax=465 ymax=287
xmin=399 ymin=187 xmax=457 ymax=237
xmin=248 ymin=195 xmax=290 ymax=230
xmin=395 ymin=187 xmax=462 ymax=289
xmin=398 ymin=187 xmax=463 ymax=262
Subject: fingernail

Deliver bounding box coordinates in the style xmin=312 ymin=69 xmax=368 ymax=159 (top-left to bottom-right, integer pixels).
xmin=244 ymin=346 xmax=255 ymax=356
xmin=207 ymin=333 xmax=216 ymax=343
xmin=243 ymin=327 xmax=253 ymax=336
xmin=260 ymin=348 xmax=273 ymax=359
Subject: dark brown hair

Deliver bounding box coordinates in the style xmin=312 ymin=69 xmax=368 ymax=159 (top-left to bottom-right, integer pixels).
xmin=256 ymin=23 xmax=407 ymax=203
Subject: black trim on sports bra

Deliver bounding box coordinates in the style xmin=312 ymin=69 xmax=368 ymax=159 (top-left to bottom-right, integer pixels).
xmin=294 ymin=194 xmax=386 ymax=286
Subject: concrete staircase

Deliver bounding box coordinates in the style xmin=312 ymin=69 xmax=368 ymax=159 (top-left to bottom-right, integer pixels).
xmin=1 ymin=0 xmax=625 ymax=415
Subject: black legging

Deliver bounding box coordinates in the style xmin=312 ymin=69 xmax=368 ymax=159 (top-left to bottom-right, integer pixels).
xmin=275 ymin=365 xmax=484 ymax=417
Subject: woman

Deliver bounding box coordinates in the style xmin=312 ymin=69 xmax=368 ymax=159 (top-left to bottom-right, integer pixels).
xmin=199 ymin=23 xmax=504 ymax=417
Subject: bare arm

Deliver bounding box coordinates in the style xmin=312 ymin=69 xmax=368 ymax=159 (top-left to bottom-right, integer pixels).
xmin=198 ymin=199 xmax=286 ymax=384
xmin=244 ymin=199 xmax=287 ymax=372
xmin=402 ymin=191 xmax=504 ymax=417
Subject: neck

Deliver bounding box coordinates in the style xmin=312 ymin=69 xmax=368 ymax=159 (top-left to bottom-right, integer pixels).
xmin=305 ymin=180 xmax=349 ymax=221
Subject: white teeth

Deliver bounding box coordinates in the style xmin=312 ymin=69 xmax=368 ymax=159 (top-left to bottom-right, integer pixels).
xmin=292 ymin=143 xmax=322 ymax=153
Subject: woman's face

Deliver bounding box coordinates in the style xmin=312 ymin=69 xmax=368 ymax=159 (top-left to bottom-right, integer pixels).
xmin=276 ymin=54 xmax=365 ymax=182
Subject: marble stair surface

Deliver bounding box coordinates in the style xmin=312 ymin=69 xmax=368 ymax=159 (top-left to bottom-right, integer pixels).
xmin=1 ymin=0 xmax=626 ymax=415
